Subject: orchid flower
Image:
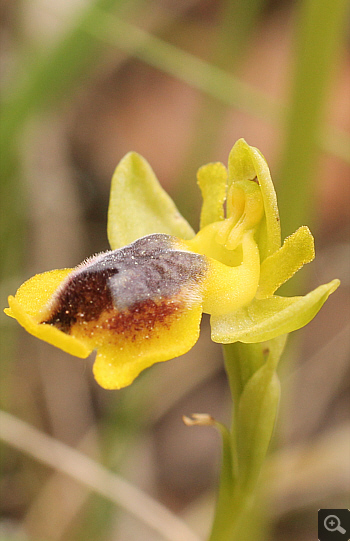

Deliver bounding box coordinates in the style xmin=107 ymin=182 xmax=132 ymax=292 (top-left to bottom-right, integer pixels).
xmin=5 ymin=139 xmax=339 ymax=389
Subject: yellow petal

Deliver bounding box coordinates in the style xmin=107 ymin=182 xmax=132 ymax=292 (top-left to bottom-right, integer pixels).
xmin=5 ymin=269 xmax=92 ymax=358
xmin=91 ymin=303 xmax=203 ymax=389
xmin=197 ymin=162 xmax=227 ymax=229
xmin=257 ymin=226 xmax=315 ymax=299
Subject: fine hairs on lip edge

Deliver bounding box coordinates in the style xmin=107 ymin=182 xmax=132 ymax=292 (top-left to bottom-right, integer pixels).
xmin=40 ymin=234 xmax=207 ymax=333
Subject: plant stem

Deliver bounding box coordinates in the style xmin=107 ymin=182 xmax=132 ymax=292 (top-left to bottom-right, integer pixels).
xmin=207 ymin=339 xmax=286 ymax=540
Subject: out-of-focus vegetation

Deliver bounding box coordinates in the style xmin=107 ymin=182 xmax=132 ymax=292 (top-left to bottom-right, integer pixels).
xmin=0 ymin=1 xmax=349 ymax=540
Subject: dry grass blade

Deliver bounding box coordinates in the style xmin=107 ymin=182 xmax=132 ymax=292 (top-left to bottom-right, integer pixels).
xmin=0 ymin=410 xmax=202 ymax=541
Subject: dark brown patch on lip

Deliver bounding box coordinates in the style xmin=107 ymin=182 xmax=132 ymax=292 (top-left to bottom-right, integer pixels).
xmin=42 ymin=269 xmax=117 ymax=333
xmin=41 ymin=234 xmax=207 ymax=335
xmin=79 ymin=297 xmax=185 ymax=343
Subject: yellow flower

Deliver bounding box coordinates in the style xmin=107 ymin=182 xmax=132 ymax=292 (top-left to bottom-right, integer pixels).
xmin=5 ymin=139 xmax=339 ymax=389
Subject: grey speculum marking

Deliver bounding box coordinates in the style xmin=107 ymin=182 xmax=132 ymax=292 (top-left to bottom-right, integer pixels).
xmin=42 ymin=234 xmax=207 ymax=332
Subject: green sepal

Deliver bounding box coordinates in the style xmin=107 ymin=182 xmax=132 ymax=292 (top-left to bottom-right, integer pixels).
xmin=107 ymin=152 xmax=195 ymax=250
xmin=197 ymin=162 xmax=227 ymax=229
xmin=211 ymin=279 xmax=340 ymax=344
xmin=228 ymin=139 xmax=281 ymax=260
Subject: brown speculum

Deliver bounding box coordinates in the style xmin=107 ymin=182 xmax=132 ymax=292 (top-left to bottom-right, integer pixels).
xmin=41 ymin=234 xmax=207 ymax=335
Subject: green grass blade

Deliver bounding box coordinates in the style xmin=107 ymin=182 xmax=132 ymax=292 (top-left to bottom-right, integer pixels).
xmin=276 ymin=0 xmax=350 ymax=237
xmin=86 ymin=11 xmax=350 ymax=164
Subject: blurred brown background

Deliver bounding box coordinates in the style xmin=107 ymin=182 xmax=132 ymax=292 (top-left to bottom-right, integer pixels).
xmin=0 ymin=1 xmax=349 ymax=540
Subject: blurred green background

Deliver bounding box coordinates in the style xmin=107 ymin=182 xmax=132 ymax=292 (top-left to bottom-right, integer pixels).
xmin=0 ymin=1 xmax=349 ymax=540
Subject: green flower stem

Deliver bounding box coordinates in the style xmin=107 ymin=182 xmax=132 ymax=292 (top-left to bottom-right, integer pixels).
xmin=207 ymin=422 xmax=236 ymax=541
xmin=208 ymin=338 xmax=286 ymax=540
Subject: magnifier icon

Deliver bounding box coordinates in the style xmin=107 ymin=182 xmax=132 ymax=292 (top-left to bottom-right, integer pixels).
xmin=324 ymin=515 xmax=346 ymax=534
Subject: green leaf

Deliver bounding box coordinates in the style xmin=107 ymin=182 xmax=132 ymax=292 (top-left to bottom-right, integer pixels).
xmin=236 ymin=359 xmax=280 ymax=488
xmin=197 ymin=162 xmax=227 ymax=229
xmin=107 ymin=152 xmax=195 ymax=250
xmin=223 ymin=342 xmax=267 ymax=404
xmin=223 ymin=335 xmax=286 ymax=406
xmin=257 ymin=225 xmax=315 ymax=299
xmin=211 ymin=279 xmax=340 ymax=344
xmin=264 ymin=334 xmax=288 ymax=372
xmin=228 ymin=139 xmax=281 ymax=259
